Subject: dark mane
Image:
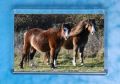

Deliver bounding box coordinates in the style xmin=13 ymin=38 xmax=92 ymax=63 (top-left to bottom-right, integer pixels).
xmin=70 ymin=20 xmax=85 ymax=36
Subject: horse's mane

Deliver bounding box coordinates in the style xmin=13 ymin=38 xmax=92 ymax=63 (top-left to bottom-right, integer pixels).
xmin=47 ymin=25 xmax=62 ymax=34
xmin=70 ymin=20 xmax=88 ymax=36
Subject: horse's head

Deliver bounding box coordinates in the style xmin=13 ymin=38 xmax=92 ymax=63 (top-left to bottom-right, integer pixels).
xmin=61 ymin=22 xmax=74 ymax=40
xmin=68 ymin=19 xmax=96 ymax=37
xmin=83 ymin=19 xmax=95 ymax=35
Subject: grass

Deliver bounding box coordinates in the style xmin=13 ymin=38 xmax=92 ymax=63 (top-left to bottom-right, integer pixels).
xmin=14 ymin=48 xmax=104 ymax=73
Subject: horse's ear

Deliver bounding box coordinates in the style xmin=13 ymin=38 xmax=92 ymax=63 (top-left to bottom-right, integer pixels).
xmin=83 ymin=19 xmax=90 ymax=28
xmin=90 ymin=19 xmax=96 ymax=24
xmin=61 ymin=23 xmax=64 ymax=29
xmin=57 ymin=23 xmax=63 ymax=29
xmin=85 ymin=24 xmax=89 ymax=28
xmin=70 ymin=22 xmax=75 ymax=29
xmin=88 ymin=19 xmax=90 ymax=22
xmin=62 ymin=23 xmax=67 ymax=29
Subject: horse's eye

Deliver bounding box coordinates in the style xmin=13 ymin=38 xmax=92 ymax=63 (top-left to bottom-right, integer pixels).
xmin=64 ymin=28 xmax=67 ymax=31
xmin=64 ymin=29 xmax=66 ymax=31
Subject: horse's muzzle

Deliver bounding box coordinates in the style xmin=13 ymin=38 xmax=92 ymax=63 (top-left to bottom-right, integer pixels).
xmin=64 ymin=35 xmax=69 ymax=40
xmin=91 ymin=32 xmax=94 ymax=35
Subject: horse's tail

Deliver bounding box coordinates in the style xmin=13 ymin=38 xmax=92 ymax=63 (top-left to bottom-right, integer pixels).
xmin=23 ymin=31 xmax=30 ymax=64
xmin=23 ymin=31 xmax=27 ymax=46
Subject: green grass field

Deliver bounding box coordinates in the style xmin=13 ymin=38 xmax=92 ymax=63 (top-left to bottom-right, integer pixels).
xmin=14 ymin=48 xmax=104 ymax=73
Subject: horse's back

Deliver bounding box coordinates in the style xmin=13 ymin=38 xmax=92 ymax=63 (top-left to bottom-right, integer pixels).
xmin=29 ymin=28 xmax=50 ymax=52
xmin=23 ymin=28 xmax=63 ymax=52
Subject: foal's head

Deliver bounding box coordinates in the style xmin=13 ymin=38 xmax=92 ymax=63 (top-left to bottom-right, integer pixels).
xmin=61 ymin=22 xmax=74 ymax=40
xmin=68 ymin=19 xmax=95 ymax=37
xmin=83 ymin=19 xmax=95 ymax=35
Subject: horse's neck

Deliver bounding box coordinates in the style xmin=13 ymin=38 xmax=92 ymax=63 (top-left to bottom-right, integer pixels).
xmin=80 ymin=29 xmax=90 ymax=37
xmin=76 ymin=21 xmax=90 ymax=36
xmin=70 ymin=23 xmax=84 ymax=36
xmin=56 ymin=28 xmax=62 ymax=38
xmin=48 ymin=28 xmax=62 ymax=38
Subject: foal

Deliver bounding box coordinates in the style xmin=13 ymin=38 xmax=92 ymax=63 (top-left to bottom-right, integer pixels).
xmin=19 ymin=23 xmax=72 ymax=69
xmin=63 ymin=19 xmax=95 ymax=66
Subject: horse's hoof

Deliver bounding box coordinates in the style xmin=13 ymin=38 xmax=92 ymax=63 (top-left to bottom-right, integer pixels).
xmin=72 ymin=60 xmax=76 ymax=66
xmin=50 ymin=63 xmax=55 ymax=69
xmin=30 ymin=63 xmax=33 ymax=67
xmin=51 ymin=67 xmax=56 ymax=69
xmin=46 ymin=63 xmax=49 ymax=65
xmin=51 ymin=67 xmax=55 ymax=70
xmin=30 ymin=63 xmax=35 ymax=67
xmin=73 ymin=64 xmax=76 ymax=66
xmin=54 ymin=65 xmax=57 ymax=68
xmin=79 ymin=60 xmax=82 ymax=63
xmin=20 ymin=66 xmax=24 ymax=69
xmin=81 ymin=63 xmax=84 ymax=66
xmin=19 ymin=64 xmax=24 ymax=69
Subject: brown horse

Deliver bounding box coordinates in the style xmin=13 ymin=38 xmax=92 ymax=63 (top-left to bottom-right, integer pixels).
xmin=44 ymin=19 xmax=95 ymax=67
xmin=19 ymin=23 xmax=73 ymax=69
xmin=63 ymin=19 xmax=95 ymax=66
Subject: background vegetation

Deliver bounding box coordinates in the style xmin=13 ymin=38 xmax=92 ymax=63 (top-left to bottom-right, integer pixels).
xmin=14 ymin=14 xmax=104 ymax=72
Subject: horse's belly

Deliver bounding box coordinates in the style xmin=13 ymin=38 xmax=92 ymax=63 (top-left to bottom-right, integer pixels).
xmin=37 ymin=43 xmax=50 ymax=52
xmin=31 ymin=36 xmax=50 ymax=52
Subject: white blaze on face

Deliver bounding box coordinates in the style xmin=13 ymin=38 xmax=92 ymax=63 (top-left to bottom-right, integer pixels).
xmin=64 ymin=27 xmax=69 ymax=39
xmin=91 ymin=25 xmax=95 ymax=35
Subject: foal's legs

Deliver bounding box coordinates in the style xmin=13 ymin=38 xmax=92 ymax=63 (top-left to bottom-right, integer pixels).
xmin=54 ymin=48 xmax=61 ymax=67
xmin=72 ymin=46 xmax=78 ymax=66
xmin=79 ymin=46 xmax=85 ymax=65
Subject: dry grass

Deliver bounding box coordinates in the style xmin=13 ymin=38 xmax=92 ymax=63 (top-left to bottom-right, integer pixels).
xmin=14 ymin=48 xmax=104 ymax=73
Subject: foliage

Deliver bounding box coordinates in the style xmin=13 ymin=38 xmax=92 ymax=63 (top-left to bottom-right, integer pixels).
xmin=14 ymin=14 xmax=104 ymax=32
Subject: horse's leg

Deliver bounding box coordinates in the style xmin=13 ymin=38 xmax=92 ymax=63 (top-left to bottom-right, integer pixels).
xmin=19 ymin=54 xmax=26 ymax=69
xmin=19 ymin=45 xmax=30 ymax=69
xmin=54 ymin=48 xmax=61 ymax=67
xmin=44 ymin=51 xmax=50 ymax=65
xmin=44 ymin=49 xmax=59 ymax=67
xmin=29 ymin=47 xmax=36 ymax=67
xmin=50 ymin=48 xmax=55 ymax=69
xmin=72 ymin=46 xmax=78 ymax=66
xmin=79 ymin=46 xmax=85 ymax=65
